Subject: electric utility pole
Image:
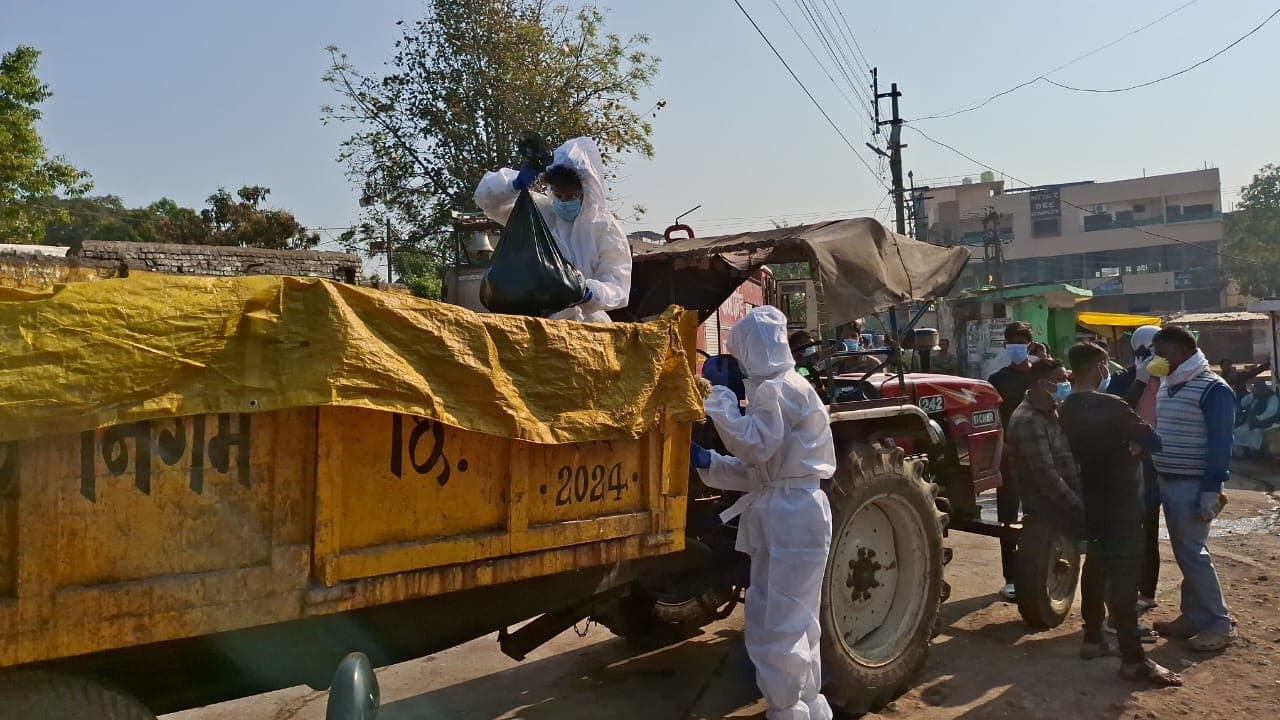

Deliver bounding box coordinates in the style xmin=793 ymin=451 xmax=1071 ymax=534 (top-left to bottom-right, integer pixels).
xmin=868 ymin=68 xmax=906 ymax=235
xmin=982 ymin=206 xmax=1004 ymax=289
xmin=384 ymin=218 xmax=396 ymax=284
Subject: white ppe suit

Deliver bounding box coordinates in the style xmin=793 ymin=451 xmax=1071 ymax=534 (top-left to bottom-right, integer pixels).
xmin=698 ymin=307 xmax=837 ymax=720
xmin=473 ymin=136 xmax=632 ymax=322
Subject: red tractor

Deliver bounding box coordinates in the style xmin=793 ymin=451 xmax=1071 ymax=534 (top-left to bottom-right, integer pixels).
xmin=596 ymin=218 xmax=1079 ymax=714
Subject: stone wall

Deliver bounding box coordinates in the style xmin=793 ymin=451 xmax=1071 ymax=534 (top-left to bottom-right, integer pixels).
xmin=0 ymin=250 xmax=123 ymax=292
xmin=76 ymin=241 xmax=362 ymax=282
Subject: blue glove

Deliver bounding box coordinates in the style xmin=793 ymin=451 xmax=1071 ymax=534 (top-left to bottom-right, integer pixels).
xmin=513 ymin=166 xmax=539 ymax=191
xmin=691 ymin=443 xmax=712 ymax=470
xmin=702 ymin=356 xmax=733 ymax=388
xmin=578 ymin=285 xmax=594 ymax=306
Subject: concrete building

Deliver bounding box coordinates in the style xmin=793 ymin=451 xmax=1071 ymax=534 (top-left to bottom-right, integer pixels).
xmin=921 ymin=169 xmax=1225 ymax=314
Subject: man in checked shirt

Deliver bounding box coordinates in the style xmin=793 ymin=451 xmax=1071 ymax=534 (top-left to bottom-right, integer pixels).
xmin=1004 ymin=358 xmax=1085 ymax=551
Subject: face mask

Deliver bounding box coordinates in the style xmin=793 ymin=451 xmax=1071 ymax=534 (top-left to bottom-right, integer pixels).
xmin=1007 ymin=344 xmax=1030 ymax=364
xmin=1096 ymin=368 xmax=1111 ymax=393
xmin=552 ymin=197 xmax=582 ymax=221
xmin=1147 ymin=356 xmax=1171 ymax=377
xmin=1053 ymin=381 xmax=1072 ymax=402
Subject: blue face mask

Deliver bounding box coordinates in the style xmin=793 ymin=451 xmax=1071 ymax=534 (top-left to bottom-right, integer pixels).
xmin=1053 ymin=381 xmax=1073 ymax=402
xmin=1007 ymin=343 xmax=1030 ymax=364
xmin=552 ymin=197 xmax=582 ymax=222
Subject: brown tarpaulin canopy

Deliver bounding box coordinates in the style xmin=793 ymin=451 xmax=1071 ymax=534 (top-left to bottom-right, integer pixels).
xmin=614 ymin=218 xmax=971 ymax=330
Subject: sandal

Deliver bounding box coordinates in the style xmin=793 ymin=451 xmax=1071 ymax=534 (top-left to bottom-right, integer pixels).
xmin=1118 ymin=659 xmax=1184 ymax=687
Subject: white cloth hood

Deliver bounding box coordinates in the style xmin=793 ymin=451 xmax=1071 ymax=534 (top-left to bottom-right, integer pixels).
xmin=473 ymin=136 xmax=632 ymax=322
xmin=727 ymin=306 xmax=795 ymax=380
xmin=549 ymin=137 xmax=609 ymax=226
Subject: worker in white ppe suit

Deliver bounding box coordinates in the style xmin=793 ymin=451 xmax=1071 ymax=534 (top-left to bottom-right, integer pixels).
xmin=473 ymin=136 xmax=632 ymax=322
xmin=691 ymin=306 xmax=836 ymax=720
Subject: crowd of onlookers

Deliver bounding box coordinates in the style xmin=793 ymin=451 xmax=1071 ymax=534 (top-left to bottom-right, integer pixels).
xmin=987 ymin=321 xmax=1270 ymax=687
xmin=766 ymin=314 xmax=1272 ymax=700
xmin=772 ymin=315 xmax=1273 ymax=694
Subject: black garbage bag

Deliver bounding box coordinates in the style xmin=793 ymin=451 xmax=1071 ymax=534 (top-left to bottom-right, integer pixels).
xmin=480 ymin=188 xmax=587 ymax=317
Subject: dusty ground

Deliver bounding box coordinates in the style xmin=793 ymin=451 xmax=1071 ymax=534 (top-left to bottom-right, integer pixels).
xmin=870 ymin=471 xmax=1280 ymax=720
xmin=170 ymin=463 xmax=1280 ymax=720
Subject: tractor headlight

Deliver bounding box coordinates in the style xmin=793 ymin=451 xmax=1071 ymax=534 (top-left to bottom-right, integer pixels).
xmin=926 ymin=419 xmax=945 ymax=446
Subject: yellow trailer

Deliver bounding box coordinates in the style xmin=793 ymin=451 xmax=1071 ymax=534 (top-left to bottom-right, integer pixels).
xmin=0 ymin=274 xmax=701 ymax=718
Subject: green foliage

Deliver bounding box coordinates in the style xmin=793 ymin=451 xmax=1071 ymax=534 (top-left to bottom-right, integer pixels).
xmin=769 ymin=262 xmax=812 ymax=280
xmin=393 ymin=248 xmax=444 ymax=300
xmin=200 ymin=186 xmax=319 ymax=250
xmin=0 ymin=46 xmax=92 ymax=242
xmin=42 ymin=186 xmax=318 ymax=249
xmin=1224 ymin=164 xmax=1280 ymax=298
xmin=407 ymin=275 xmax=443 ymax=300
xmin=323 ymin=0 xmax=660 ymax=260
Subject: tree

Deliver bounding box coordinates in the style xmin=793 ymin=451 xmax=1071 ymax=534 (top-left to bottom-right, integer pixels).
xmin=201 ymin=186 xmax=319 ymax=250
xmin=393 ymin=247 xmax=444 ymax=299
xmin=42 ymin=186 xmax=318 ymax=250
xmin=1224 ymin=164 xmax=1280 ymax=298
xmin=0 ymin=46 xmax=91 ymax=242
xmin=322 ymin=0 xmax=660 ymax=264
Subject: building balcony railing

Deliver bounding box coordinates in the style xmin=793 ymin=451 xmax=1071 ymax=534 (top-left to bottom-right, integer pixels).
xmin=1166 ymin=210 xmax=1221 ymax=224
xmin=1081 ymin=216 xmax=1168 ymax=232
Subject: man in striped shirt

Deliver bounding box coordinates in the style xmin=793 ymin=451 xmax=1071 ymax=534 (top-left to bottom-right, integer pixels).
xmin=1147 ymin=325 xmax=1235 ymax=652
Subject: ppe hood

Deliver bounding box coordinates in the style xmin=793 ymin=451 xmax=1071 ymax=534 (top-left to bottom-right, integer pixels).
xmin=1131 ymin=325 xmax=1160 ymax=352
xmin=726 ymin=306 xmax=795 ymax=379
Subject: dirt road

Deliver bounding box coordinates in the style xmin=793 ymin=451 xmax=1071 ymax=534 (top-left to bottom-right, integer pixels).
xmin=169 ymin=481 xmax=1280 ymax=720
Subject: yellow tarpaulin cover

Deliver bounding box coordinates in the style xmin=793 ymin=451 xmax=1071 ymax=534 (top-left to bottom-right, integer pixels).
xmin=0 ymin=274 xmax=702 ymax=444
xmin=1077 ymin=311 xmax=1162 ymax=339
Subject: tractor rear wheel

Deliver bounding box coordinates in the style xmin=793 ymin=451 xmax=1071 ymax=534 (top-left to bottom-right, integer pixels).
xmin=820 ymin=441 xmax=946 ymax=716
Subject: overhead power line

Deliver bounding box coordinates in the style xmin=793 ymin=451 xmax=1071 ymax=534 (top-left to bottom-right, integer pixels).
xmin=1046 ymin=6 xmax=1280 ymax=93
xmin=904 ymin=123 xmax=1247 ymax=263
xmin=822 ymin=0 xmax=875 ymax=84
xmin=792 ymin=0 xmax=874 ymax=111
xmin=768 ymin=0 xmax=873 ymax=121
xmin=692 ymin=204 xmax=893 ymax=228
xmin=809 ymin=0 xmax=874 ymax=89
xmin=912 ymin=0 xmax=1222 ymax=120
xmin=731 ymin=0 xmax=887 ymax=190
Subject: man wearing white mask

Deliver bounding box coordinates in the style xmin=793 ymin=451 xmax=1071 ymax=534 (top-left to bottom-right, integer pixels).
xmin=690 ymin=306 xmax=836 ymax=720
xmin=473 ymin=136 xmax=632 ymax=322
xmin=1147 ymin=325 xmax=1235 ymax=652
xmin=987 ymin=321 xmax=1053 ymax=600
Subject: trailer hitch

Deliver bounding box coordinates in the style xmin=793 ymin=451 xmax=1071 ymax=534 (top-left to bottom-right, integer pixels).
xmin=497 ymin=594 xmax=602 ymax=661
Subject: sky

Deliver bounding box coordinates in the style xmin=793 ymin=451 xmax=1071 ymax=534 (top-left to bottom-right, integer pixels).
xmin=4 ymin=0 xmax=1279 ymax=262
